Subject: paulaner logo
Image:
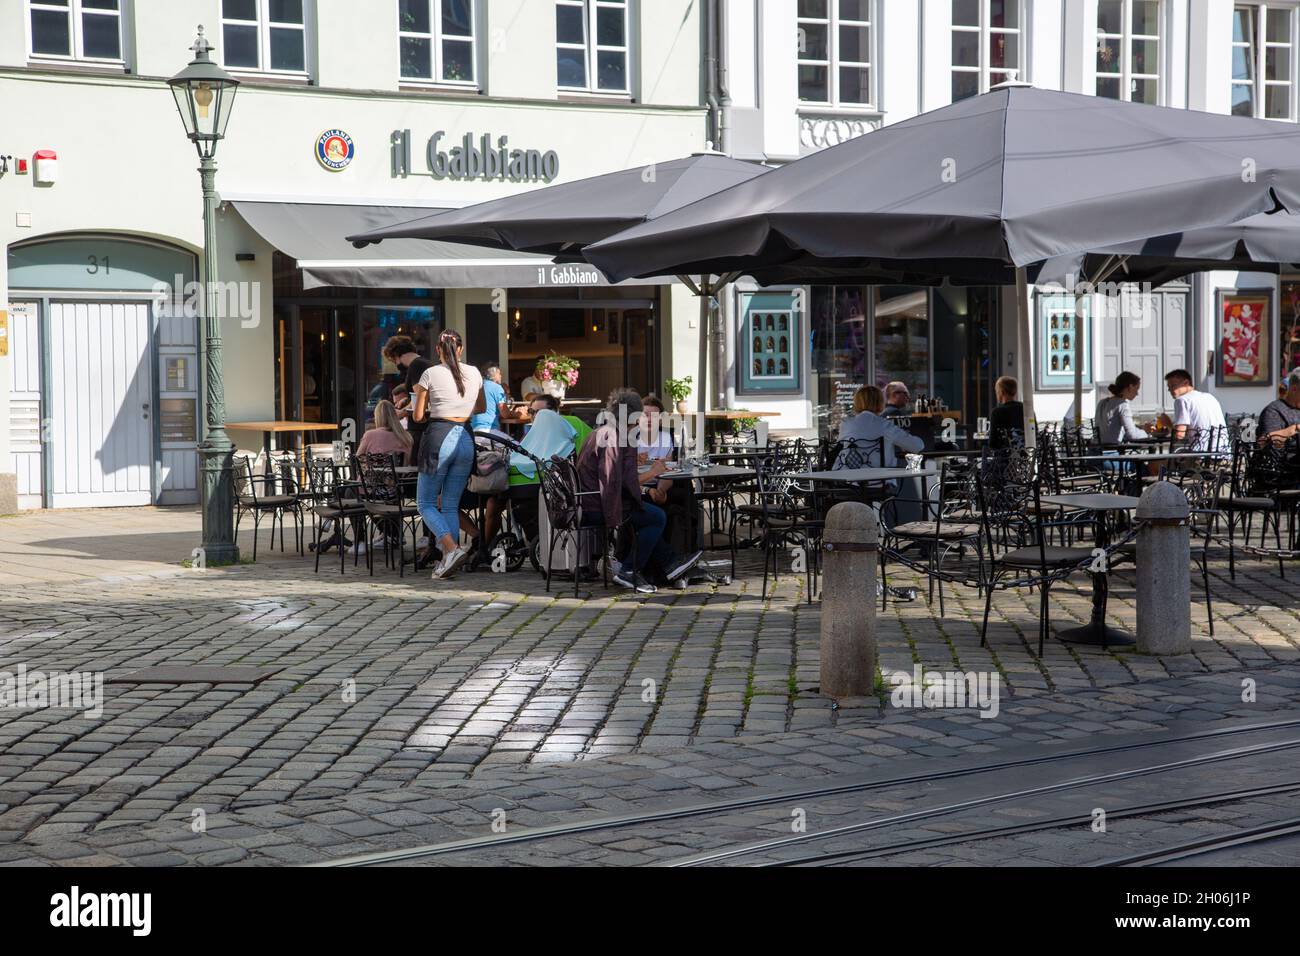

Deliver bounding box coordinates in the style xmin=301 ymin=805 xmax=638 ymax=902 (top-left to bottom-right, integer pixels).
xmin=890 ymin=665 xmax=1000 ymax=719
xmin=0 ymin=664 xmax=103 ymax=719
xmin=50 ymin=886 xmax=151 ymax=937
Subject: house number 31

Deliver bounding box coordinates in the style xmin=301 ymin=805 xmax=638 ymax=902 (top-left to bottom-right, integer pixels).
xmin=86 ymin=255 xmax=111 ymax=275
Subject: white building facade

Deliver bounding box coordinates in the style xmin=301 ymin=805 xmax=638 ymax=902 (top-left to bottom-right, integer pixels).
xmin=708 ymin=0 xmax=1294 ymax=437
xmin=2 ymin=0 xmax=1296 ymax=512
xmin=0 ymin=0 xmax=707 ymax=511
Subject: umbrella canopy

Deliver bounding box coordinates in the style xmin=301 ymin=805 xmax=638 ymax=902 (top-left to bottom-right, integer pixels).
xmin=584 ymin=87 xmax=1300 ymax=283
xmin=347 ymin=152 xmax=770 ymax=258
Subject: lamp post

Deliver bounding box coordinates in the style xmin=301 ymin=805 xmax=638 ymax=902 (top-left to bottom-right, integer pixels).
xmin=169 ymin=26 xmax=240 ymax=564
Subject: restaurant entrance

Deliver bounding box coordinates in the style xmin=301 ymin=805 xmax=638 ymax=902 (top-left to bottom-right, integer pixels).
xmin=505 ymin=288 xmax=660 ymax=403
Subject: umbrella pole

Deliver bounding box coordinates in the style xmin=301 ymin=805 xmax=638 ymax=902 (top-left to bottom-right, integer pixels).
xmin=698 ymin=277 xmax=711 ymax=419
xmin=1015 ymin=267 xmax=1038 ymax=450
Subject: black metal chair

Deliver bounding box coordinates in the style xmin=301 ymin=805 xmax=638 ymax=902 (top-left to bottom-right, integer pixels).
xmin=305 ymin=456 xmax=366 ymax=575
xmin=233 ymin=454 xmax=304 ymax=561
xmin=1219 ymin=439 xmax=1287 ymax=579
xmin=352 ymin=452 xmax=423 ymax=578
xmin=539 ymin=454 xmax=612 ymax=597
xmin=747 ymin=451 xmax=822 ymax=603
xmin=974 ymin=450 xmax=1097 ymax=657
xmin=883 ymin=458 xmax=985 ymax=616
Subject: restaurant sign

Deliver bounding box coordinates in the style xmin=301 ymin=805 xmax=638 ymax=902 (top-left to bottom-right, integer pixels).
xmin=391 ymin=129 xmax=559 ymax=183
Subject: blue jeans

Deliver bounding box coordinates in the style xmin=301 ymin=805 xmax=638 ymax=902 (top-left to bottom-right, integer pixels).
xmin=416 ymin=424 xmax=474 ymax=542
xmin=625 ymin=503 xmax=675 ymax=574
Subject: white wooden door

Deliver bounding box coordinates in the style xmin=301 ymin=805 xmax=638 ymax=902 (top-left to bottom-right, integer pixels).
xmin=48 ymin=302 xmax=154 ymax=508
xmin=6 ymin=302 xmax=43 ymax=508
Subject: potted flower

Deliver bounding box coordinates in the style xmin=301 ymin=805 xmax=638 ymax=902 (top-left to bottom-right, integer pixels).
xmin=664 ymin=376 xmax=693 ymax=415
xmin=536 ymin=352 xmax=581 ymax=399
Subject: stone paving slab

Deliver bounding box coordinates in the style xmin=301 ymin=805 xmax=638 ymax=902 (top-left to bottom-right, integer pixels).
xmin=2 ymin=506 xmax=1300 ymax=863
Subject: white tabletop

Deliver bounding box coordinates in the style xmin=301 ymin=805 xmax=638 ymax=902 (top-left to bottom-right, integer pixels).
xmin=793 ymin=467 xmax=938 ymax=483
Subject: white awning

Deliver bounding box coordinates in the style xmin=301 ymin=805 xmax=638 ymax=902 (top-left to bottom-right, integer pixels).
xmin=230 ymin=200 xmax=660 ymax=289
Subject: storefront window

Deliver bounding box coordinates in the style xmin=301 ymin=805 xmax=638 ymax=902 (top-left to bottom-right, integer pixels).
xmin=873 ymin=287 xmax=930 ymax=396
xmin=1281 ymin=278 xmax=1300 ymax=378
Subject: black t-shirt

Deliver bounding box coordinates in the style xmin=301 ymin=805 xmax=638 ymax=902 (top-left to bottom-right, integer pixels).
xmin=1259 ymin=399 xmax=1300 ymax=438
xmin=404 ymin=356 xmax=433 ymax=436
xmin=989 ymin=401 xmax=1025 ymax=449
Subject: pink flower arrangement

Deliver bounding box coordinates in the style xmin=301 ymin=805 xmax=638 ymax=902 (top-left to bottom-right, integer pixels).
xmin=536 ymin=352 xmax=581 ymax=388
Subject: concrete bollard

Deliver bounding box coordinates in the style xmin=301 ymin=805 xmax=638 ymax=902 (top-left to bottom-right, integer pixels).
xmin=1135 ymin=481 xmax=1193 ymax=655
xmin=820 ymin=502 xmax=879 ymax=698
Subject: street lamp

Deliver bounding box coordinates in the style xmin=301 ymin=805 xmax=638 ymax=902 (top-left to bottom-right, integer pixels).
xmin=169 ymin=26 xmax=240 ymax=565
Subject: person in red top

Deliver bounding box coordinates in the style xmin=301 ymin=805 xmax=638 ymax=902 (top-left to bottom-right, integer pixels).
xmin=577 ymin=388 xmax=701 ymax=594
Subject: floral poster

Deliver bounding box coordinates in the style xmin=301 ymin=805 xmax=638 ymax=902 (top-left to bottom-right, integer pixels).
xmin=1217 ymin=291 xmax=1272 ymax=387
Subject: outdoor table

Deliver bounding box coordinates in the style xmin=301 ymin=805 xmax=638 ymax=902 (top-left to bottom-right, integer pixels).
xmin=792 ymin=467 xmax=938 ymax=483
xmin=1040 ymin=492 xmax=1141 ymax=647
xmin=1059 ymin=452 xmax=1211 ymax=464
xmin=228 ymin=421 xmax=341 ymax=459
xmin=658 ymin=464 xmax=756 ymax=482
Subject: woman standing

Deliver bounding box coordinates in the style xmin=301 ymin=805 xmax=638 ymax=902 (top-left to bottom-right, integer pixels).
xmin=413 ymin=330 xmax=485 ymax=580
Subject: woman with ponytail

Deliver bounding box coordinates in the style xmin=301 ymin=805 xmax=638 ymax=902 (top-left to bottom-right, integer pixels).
xmin=412 ymin=329 xmax=486 ymax=580
xmin=1095 ymin=371 xmax=1147 ymax=445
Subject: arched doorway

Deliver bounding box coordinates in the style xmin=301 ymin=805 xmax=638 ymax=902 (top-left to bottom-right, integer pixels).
xmin=7 ymin=234 xmax=198 ymax=508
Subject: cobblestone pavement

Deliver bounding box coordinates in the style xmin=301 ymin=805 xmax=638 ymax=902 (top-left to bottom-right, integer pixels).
xmin=1 ymin=507 xmax=1299 ymax=865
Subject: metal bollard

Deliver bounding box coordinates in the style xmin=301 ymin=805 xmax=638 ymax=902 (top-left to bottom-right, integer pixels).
xmin=820 ymin=502 xmax=880 ymax=698
xmin=1135 ymin=481 xmax=1192 ymax=655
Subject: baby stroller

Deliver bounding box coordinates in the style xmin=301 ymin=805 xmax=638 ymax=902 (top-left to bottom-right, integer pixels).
xmin=473 ymin=432 xmax=549 ymax=573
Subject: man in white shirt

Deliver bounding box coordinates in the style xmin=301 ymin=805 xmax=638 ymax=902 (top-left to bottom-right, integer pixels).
xmin=1165 ymin=369 xmax=1227 ymax=454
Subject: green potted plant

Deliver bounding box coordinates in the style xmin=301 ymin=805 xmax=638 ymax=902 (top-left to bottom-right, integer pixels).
xmin=664 ymin=376 xmax=693 ymax=415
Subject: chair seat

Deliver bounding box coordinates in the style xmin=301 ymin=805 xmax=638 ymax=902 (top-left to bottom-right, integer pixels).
xmin=1217 ymin=495 xmax=1276 ymax=510
xmin=1059 ymin=474 xmax=1101 ymax=487
xmin=240 ymin=495 xmax=297 ymax=508
xmin=999 ymin=546 xmax=1095 ymax=569
xmin=314 ymin=504 xmax=367 ymax=520
xmin=763 ymin=516 xmax=823 ymax=532
xmin=1275 ymin=488 xmax=1300 ymax=500
xmin=363 ymin=502 xmax=414 ymax=516
xmin=890 ymin=521 xmax=982 ymax=540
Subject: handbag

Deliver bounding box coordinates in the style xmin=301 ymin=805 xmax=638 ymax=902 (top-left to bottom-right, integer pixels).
xmin=468 ymin=439 xmax=510 ymax=494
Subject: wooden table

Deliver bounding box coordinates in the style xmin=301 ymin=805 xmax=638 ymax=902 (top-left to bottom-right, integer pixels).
xmin=227 ymin=421 xmax=341 ymax=458
xmin=1040 ymin=493 xmax=1140 ymax=647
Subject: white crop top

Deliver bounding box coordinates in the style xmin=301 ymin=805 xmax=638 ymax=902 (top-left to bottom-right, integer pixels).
xmin=418 ymin=363 xmax=483 ymax=420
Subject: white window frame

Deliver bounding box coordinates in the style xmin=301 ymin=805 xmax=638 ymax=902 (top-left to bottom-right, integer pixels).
xmin=556 ymin=0 xmax=631 ymax=95
xmin=398 ymin=0 xmax=479 ymax=88
xmin=220 ymin=0 xmax=310 ymax=79
xmin=26 ymin=0 xmax=125 ymax=65
xmin=1232 ymin=2 xmax=1298 ymax=121
xmin=1095 ymin=0 xmax=1163 ymax=104
xmin=951 ymin=0 xmax=1024 ymax=100
xmin=797 ymin=0 xmax=876 ymax=109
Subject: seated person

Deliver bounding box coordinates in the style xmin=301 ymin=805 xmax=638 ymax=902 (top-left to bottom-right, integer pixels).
xmin=1165 ymin=368 xmax=1228 ymax=455
xmin=882 ymin=381 xmax=911 ymax=419
xmin=527 ymin=394 xmax=593 ymax=453
xmin=836 ymin=385 xmax=925 ymax=468
xmin=471 ymin=361 xmax=511 ymax=434
xmin=578 ymin=389 xmax=702 ymax=595
xmin=989 ymin=376 xmax=1026 ymax=449
xmin=356 ymin=399 xmax=414 ymax=464
xmin=1259 ymin=370 xmax=1300 ymax=446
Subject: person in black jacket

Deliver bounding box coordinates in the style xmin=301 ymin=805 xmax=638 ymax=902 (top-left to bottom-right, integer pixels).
xmin=989 ymin=376 xmax=1026 ymax=449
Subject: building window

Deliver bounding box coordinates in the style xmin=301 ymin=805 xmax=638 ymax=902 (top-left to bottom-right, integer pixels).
xmin=951 ymin=0 xmax=1021 ymax=101
xmin=221 ymin=0 xmax=307 ymax=75
xmin=28 ymin=0 xmax=123 ymax=62
xmin=556 ymin=0 xmax=629 ymax=93
xmin=797 ymin=0 xmax=874 ymax=107
xmin=399 ymin=0 xmax=476 ymax=86
xmin=1233 ymin=3 xmax=1296 ymax=119
xmin=1096 ymin=0 xmax=1161 ymax=103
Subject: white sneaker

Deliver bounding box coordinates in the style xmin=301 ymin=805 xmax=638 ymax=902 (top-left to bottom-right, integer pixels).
xmin=433 ymin=546 xmax=472 ymax=580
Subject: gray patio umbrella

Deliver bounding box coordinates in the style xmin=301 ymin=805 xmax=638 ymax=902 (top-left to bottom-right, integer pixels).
xmin=347 ymin=152 xmax=770 ymax=413
xmin=584 ymin=87 xmax=1300 ymax=434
